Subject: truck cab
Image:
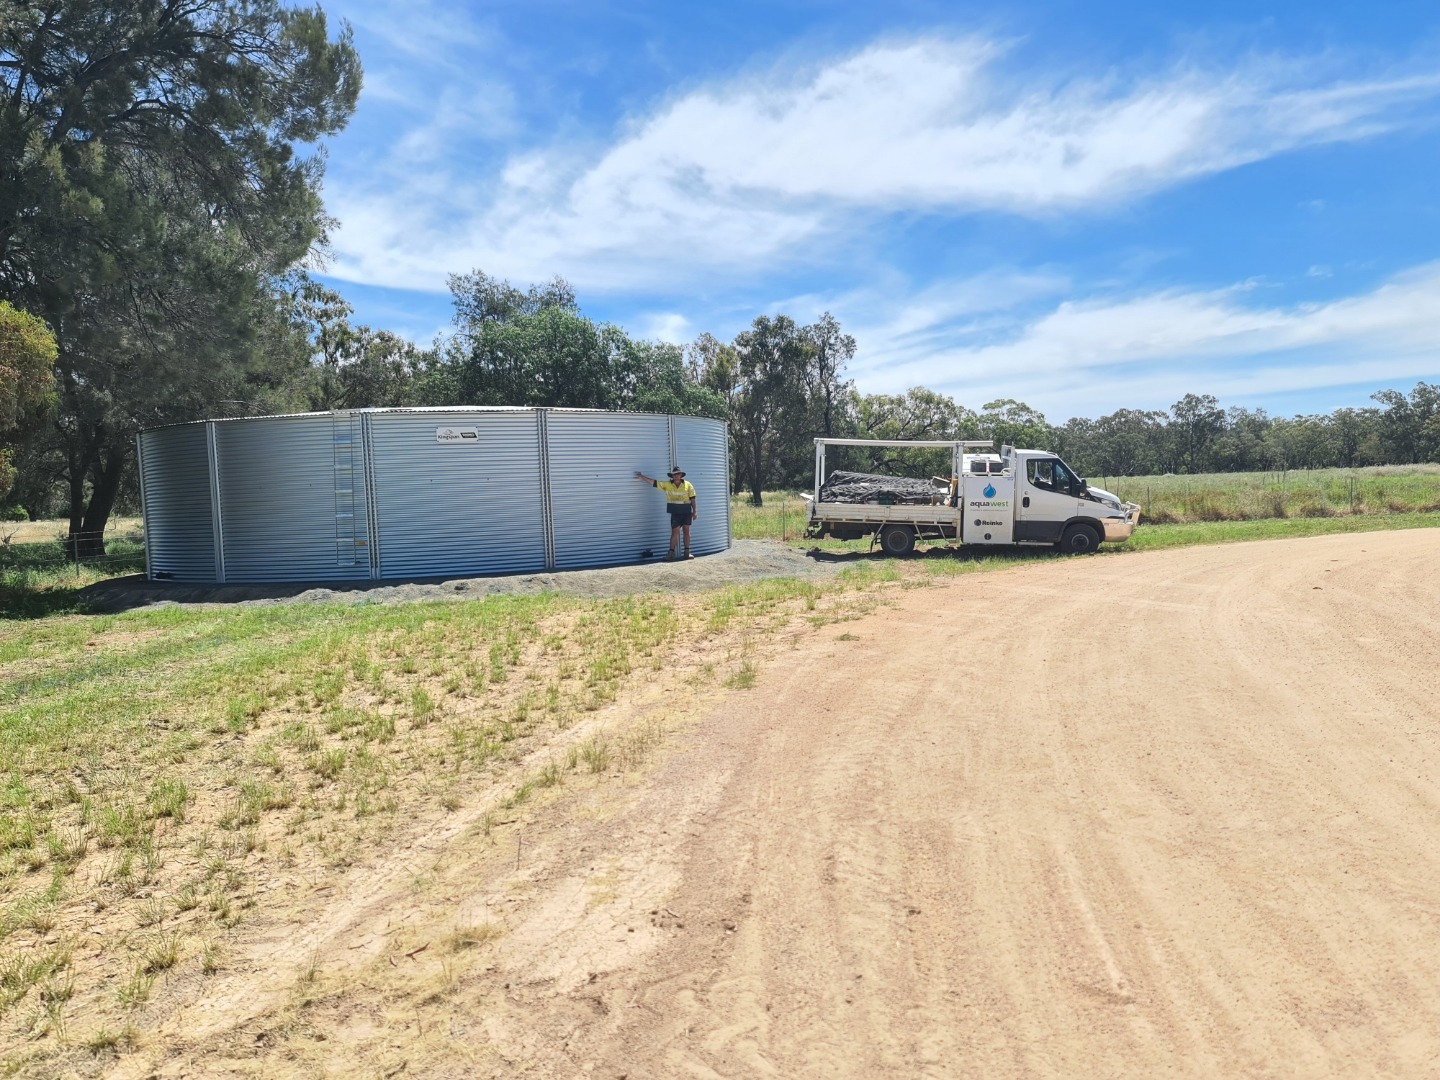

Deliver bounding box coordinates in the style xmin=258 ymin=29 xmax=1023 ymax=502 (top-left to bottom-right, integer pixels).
xmin=1006 ymin=448 xmax=1138 ymax=552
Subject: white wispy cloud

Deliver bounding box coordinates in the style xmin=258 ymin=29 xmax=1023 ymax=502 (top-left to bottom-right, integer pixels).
xmin=633 ymin=312 xmax=694 ymax=344
xmin=335 ymin=0 xmax=498 ymax=67
xmin=845 ymin=263 xmax=1440 ymax=417
xmin=324 ymin=36 xmax=1440 ymax=293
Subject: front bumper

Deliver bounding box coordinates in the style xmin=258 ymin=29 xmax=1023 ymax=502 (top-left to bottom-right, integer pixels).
xmin=1102 ymin=504 xmax=1142 ymax=542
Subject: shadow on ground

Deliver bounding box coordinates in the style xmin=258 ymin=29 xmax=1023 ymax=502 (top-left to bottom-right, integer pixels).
xmin=806 ymin=543 xmax=1064 ymax=567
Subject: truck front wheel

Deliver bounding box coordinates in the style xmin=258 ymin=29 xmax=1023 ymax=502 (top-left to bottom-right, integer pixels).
xmin=879 ymin=524 xmax=916 ymax=556
xmin=1058 ymin=522 xmax=1101 ymax=555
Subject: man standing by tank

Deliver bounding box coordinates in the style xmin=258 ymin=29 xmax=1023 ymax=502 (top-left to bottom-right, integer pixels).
xmin=633 ymin=466 xmax=697 ymax=560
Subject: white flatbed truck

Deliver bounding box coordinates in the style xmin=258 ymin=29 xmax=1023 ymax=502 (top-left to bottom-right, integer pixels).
xmin=804 ymin=438 xmax=1141 ymax=555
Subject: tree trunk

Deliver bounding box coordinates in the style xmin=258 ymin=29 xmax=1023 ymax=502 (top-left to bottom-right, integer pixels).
xmin=63 ymin=420 xmax=127 ymax=561
xmin=748 ymin=430 xmax=765 ymax=506
xmin=65 ymin=441 xmax=93 ymax=563
xmin=73 ymin=448 xmax=128 ymax=559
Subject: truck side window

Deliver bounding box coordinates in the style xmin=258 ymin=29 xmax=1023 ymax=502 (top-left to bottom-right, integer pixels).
xmin=1052 ymin=461 xmax=1073 ymax=490
xmin=1028 ymin=459 xmax=1056 ymax=489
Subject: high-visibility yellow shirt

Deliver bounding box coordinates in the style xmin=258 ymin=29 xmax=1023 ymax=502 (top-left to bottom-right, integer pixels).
xmin=656 ymin=480 xmax=696 ymax=505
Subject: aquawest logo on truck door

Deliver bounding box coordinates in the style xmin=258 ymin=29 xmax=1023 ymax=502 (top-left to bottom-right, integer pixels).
xmin=969 ymin=482 xmax=1010 ymax=509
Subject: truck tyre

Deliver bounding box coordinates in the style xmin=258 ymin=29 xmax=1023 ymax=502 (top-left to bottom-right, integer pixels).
xmin=1059 ymin=522 xmax=1101 ymax=555
xmin=879 ymin=524 xmax=915 ymax=556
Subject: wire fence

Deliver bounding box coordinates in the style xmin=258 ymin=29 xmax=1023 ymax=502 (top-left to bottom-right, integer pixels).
xmin=730 ymin=494 xmax=809 ymax=542
xmin=0 ymin=526 xmax=148 ymax=585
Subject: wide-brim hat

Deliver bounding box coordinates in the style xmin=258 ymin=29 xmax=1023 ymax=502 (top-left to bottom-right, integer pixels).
xmin=668 ymin=467 xmax=686 ymax=478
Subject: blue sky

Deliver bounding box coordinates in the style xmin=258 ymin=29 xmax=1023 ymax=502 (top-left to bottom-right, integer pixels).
xmin=312 ymin=0 xmax=1440 ymax=421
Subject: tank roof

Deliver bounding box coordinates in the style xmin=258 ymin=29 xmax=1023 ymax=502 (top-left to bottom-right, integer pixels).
xmin=138 ymin=405 xmax=695 ymax=434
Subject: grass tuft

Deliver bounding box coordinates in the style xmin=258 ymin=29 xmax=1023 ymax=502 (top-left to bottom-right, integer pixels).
xmin=446 ymin=921 xmax=503 ymax=951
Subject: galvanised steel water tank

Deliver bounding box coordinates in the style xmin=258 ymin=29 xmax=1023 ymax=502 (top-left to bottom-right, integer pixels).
xmin=137 ymin=407 xmax=730 ymax=583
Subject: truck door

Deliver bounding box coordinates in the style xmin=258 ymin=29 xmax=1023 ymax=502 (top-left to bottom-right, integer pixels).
xmin=1016 ymin=457 xmax=1081 ymax=543
xmin=961 ymin=465 xmax=1015 ymax=544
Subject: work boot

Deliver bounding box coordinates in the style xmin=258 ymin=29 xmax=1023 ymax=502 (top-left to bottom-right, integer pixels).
xmin=684 ymin=549 xmax=695 ymax=560
xmin=664 ymin=548 xmax=677 ymax=562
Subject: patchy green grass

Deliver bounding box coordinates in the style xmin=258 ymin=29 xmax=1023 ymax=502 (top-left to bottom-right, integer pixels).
xmin=0 ymin=535 xmax=147 ymax=619
xmin=0 ymin=570 xmax=899 ymax=1066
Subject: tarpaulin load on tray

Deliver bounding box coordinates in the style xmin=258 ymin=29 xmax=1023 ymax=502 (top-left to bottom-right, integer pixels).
xmin=817 ymin=470 xmax=944 ymax=505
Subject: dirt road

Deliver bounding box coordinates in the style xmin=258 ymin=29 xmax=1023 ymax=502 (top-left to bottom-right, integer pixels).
xmin=118 ymin=530 xmax=1440 ymax=1078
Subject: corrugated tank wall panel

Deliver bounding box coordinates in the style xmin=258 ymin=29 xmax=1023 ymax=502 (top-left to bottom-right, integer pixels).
xmin=547 ymin=412 xmax=675 ymax=569
xmin=139 ymin=425 xmax=216 ymax=582
xmin=369 ymin=412 xmax=548 ymax=577
xmin=671 ymin=417 xmax=730 ymax=555
xmin=214 ymin=415 xmax=372 ymax=582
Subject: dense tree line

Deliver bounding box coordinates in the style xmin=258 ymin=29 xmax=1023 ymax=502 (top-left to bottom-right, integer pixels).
xmin=1052 ymin=387 xmax=1440 ymax=479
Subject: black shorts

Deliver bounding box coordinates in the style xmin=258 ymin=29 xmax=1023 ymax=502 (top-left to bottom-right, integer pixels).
xmin=667 ymin=505 xmax=693 ymax=527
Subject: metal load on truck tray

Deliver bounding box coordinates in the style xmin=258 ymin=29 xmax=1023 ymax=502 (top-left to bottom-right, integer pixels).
xmin=818 ymin=470 xmax=943 ymax=505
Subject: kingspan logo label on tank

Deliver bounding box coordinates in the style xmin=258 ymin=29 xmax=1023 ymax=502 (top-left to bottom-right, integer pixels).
xmin=436 ymin=426 xmax=480 ymax=444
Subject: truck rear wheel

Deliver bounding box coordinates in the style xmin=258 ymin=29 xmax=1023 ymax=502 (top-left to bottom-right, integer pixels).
xmin=1059 ymin=522 xmax=1101 ymax=555
xmin=879 ymin=524 xmax=916 ymax=556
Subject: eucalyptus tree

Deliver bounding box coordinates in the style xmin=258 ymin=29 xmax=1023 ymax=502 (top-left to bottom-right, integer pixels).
xmin=803 ymin=312 xmax=855 ymax=439
xmin=728 ymin=314 xmax=817 ymax=504
xmin=977 ymin=398 xmax=1053 ymax=454
xmin=1372 ymin=383 xmax=1440 ymax=464
xmin=1169 ymin=393 xmax=1226 ymax=473
xmin=0 ymin=0 xmax=360 ymax=553
xmin=286 ymin=278 xmax=430 ymax=412
xmin=1210 ymin=406 xmax=1272 ymax=472
xmin=417 ymin=271 xmax=723 ymax=419
xmin=424 ymin=272 xmax=603 ymax=408
xmin=1330 ymin=407 xmax=1383 ymax=468
xmin=845 ymin=386 xmax=976 ymax=478
xmin=617 ymin=338 xmax=725 ymax=419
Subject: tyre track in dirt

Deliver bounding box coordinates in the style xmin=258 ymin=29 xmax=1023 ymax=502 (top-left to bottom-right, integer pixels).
xmin=109 ymin=530 xmax=1440 ymax=1078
